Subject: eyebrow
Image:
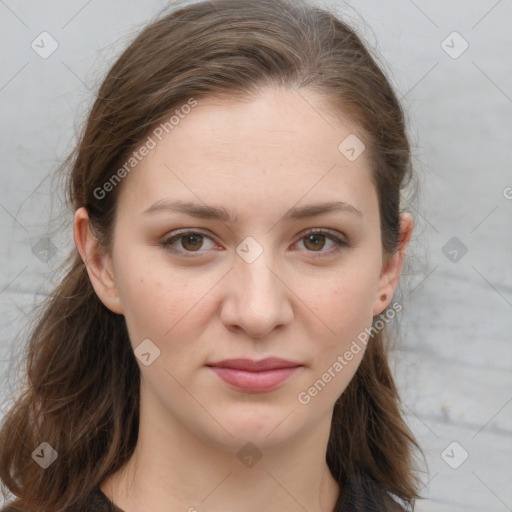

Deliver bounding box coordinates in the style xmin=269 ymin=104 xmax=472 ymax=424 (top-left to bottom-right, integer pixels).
xmin=142 ymin=199 xmax=363 ymax=222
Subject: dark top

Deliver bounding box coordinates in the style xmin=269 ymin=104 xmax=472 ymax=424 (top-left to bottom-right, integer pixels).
xmin=1 ymin=488 xmax=121 ymax=512
xmin=2 ymin=476 xmax=410 ymax=512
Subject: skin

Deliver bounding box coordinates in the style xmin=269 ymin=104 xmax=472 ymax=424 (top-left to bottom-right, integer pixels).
xmin=74 ymin=86 xmax=413 ymax=512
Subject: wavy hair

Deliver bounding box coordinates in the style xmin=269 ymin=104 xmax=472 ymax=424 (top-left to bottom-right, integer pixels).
xmin=0 ymin=1 xmax=422 ymax=510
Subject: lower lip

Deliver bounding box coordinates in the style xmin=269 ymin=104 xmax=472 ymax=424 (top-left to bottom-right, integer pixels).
xmin=208 ymin=366 xmax=300 ymax=392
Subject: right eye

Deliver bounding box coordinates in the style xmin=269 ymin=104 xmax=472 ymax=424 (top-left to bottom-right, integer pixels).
xmin=160 ymin=230 xmax=218 ymax=254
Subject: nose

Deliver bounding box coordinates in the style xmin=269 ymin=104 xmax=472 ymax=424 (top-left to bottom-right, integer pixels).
xmin=220 ymin=247 xmax=294 ymax=339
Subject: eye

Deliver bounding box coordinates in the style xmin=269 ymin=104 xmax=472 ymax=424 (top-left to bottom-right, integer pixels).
xmin=160 ymin=230 xmax=217 ymax=253
xmin=293 ymin=229 xmax=348 ymax=255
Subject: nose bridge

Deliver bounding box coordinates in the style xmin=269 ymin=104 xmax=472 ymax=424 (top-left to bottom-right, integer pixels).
xmin=237 ymin=237 xmax=280 ymax=310
xmin=239 ymin=247 xmax=276 ymax=298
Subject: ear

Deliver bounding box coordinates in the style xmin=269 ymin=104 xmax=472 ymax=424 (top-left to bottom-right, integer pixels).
xmin=372 ymin=212 xmax=414 ymax=316
xmin=73 ymin=207 xmax=123 ymax=314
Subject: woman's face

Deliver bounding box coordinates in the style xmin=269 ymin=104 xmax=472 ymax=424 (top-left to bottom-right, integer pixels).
xmin=87 ymin=87 xmax=404 ymax=451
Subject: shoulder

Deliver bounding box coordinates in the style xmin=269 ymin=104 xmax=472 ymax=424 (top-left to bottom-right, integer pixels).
xmin=83 ymin=486 xmax=123 ymax=512
xmin=0 ymin=486 xmax=122 ymax=512
xmin=335 ymin=473 xmax=413 ymax=512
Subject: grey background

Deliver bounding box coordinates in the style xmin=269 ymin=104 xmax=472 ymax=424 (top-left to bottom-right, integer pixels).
xmin=1 ymin=1 xmax=511 ymax=510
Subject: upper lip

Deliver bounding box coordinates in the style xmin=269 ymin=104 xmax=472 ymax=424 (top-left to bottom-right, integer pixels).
xmin=206 ymin=358 xmax=302 ymax=371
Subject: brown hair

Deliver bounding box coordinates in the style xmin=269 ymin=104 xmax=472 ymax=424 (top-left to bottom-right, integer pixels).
xmin=0 ymin=1 xmax=422 ymax=510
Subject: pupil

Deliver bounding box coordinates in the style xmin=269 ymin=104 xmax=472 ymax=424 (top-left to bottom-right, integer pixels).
xmin=183 ymin=234 xmax=202 ymax=251
xmin=306 ymin=234 xmax=324 ymax=251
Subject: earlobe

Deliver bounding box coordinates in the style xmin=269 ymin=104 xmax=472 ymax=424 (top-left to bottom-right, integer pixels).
xmin=372 ymin=212 xmax=414 ymax=316
xmin=73 ymin=207 xmax=123 ymax=314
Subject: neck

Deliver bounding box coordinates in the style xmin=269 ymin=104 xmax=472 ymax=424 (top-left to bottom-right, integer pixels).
xmin=100 ymin=396 xmax=341 ymax=512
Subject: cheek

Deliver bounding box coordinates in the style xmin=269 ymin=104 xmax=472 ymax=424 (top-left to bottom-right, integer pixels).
xmin=112 ymin=247 xmax=194 ymax=347
xmin=314 ymin=267 xmax=379 ymax=333
xmin=304 ymin=261 xmax=381 ymax=375
xmin=297 ymin=278 xmax=377 ymax=404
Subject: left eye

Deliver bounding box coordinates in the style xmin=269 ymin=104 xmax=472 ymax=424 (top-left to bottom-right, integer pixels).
xmin=160 ymin=229 xmax=347 ymax=255
xmin=294 ymin=230 xmax=347 ymax=253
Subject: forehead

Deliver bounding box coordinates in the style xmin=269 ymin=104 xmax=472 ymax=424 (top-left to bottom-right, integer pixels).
xmin=116 ymin=86 xmax=378 ymax=223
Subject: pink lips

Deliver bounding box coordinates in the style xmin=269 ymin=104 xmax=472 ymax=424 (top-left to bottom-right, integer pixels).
xmin=206 ymin=358 xmax=302 ymax=392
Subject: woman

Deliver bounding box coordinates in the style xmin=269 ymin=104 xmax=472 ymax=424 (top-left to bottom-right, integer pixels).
xmin=0 ymin=0 xmax=423 ymax=510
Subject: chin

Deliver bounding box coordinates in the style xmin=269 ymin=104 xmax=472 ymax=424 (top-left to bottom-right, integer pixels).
xmin=200 ymin=404 xmax=310 ymax=453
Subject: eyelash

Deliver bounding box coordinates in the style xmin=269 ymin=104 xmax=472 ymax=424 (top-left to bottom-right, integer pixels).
xmin=160 ymin=228 xmax=349 ymax=257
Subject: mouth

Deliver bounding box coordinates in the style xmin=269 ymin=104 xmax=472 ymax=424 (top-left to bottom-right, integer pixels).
xmin=206 ymin=358 xmax=303 ymax=392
